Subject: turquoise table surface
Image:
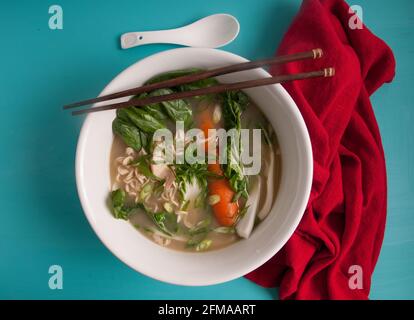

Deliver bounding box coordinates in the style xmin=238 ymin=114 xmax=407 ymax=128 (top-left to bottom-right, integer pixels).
xmin=0 ymin=0 xmax=413 ymax=299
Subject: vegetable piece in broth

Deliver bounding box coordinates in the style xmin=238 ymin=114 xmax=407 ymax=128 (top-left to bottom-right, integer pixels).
xmin=110 ymin=189 xmax=132 ymax=220
xmin=112 ymin=118 xmax=143 ymax=152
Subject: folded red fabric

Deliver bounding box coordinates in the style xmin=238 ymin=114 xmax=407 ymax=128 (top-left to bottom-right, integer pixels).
xmin=245 ymin=0 xmax=395 ymax=299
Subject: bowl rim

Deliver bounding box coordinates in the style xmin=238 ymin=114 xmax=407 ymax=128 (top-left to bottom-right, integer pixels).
xmin=75 ymin=47 xmax=313 ymax=286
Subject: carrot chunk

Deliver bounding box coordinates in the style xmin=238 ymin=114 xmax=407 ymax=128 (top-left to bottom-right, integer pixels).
xmin=199 ymin=109 xmax=239 ymax=226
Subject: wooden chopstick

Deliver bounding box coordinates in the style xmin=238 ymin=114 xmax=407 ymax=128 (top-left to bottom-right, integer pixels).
xmin=71 ymin=67 xmax=335 ymax=116
xmin=64 ymin=48 xmax=323 ymax=110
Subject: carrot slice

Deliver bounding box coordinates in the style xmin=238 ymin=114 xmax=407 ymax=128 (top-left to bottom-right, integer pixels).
xmin=208 ymin=174 xmax=239 ymax=226
xmin=199 ymin=109 xmax=239 ymax=226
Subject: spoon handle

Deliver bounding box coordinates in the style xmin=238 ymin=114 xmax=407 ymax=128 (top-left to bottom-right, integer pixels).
xmin=121 ymin=28 xmax=189 ymax=49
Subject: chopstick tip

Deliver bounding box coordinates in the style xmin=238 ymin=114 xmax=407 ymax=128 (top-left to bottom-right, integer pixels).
xmin=313 ymin=48 xmax=323 ymax=59
xmin=324 ymin=67 xmax=335 ymax=77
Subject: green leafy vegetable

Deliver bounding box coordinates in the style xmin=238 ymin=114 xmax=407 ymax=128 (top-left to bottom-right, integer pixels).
xmin=174 ymin=159 xmax=221 ymax=200
xmin=139 ymin=183 xmax=153 ymax=202
xmin=221 ymin=91 xmax=249 ymax=130
xmin=175 ymin=164 xmax=206 ymax=194
xmin=180 ymin=199 xmax=190 ymax=211
xmin=112 ymin=118 xmax=143 ymax=152
xmin=150 ymin=88 xmax=192 ymax=127
xmin=188 ymin=217 xmax=212 ymax=236
xmin=142 ymin=104 xmax=168 ymax=121
xmin=116 ymin=108 xmax=132 ymax=123
xmin=220 ymin=91 xmax=250 ymax=201
xmin=187 ymin=236 xmax=213 ymax=251
xmin=117 ymin=107 xmax=164 ymax=133
xmin=114 ymin=108 xmax=150 ymax=151
xmin=136 ymin=92 xmax=168 ymax=121
xmin=195 ymin=239 xmax=212 ymax=251
xmin=152 ymin=211 xmax=178 ymax=236
xmin=185 ymin=216 xmax=212 ymax=249
xmin=127 ymin=107 xmax=165 ymax=133
xmin=147 ymin=68 xmax=218 ymax=97
xmin=139 ymin=130 xmax=149 ymax=152
xmin=145 ymin=68 xmax=202 ymax=85
xmin=110 ymin=189 xmax=132 ymax=220
xmin=136 ymin=204 xmax=178 ymax=236
xmin=178 ymin=77 xmax=218 ymax=92
xmin=213 ymin=226 xmax=236 ymax=234
xmin=146 ymin=69 xmax=217 ymax=123
xmin=194 ymin=190 xmax=207 ymax=209
xmin=186 ymin=237 xmax=202 ymax=248
xmin=130 ymin=154 xmax=159 ymax=180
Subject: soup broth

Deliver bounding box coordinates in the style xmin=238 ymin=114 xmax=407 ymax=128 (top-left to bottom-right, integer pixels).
xmin=108 ymin=71 xmax=281 ymax=252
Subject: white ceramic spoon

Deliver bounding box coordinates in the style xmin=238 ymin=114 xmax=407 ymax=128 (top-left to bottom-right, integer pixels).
xmin=120 ymin=14 xmax=240 ymax=49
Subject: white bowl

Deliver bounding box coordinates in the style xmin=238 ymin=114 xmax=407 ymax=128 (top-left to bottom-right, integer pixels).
xmin=76 ymin=48 xmax=312 ymax=286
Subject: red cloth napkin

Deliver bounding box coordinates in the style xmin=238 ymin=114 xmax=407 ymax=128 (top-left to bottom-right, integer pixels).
xmin=245 ymin=0 xmax=395 ymax=300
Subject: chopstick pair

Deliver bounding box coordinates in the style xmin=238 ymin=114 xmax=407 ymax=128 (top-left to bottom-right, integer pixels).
xmin=64 ymin=48 xmax=334 ymax=116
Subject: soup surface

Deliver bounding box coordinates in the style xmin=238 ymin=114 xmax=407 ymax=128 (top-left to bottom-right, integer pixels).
xmin=108 ymin=69 xmax=281 ymax=252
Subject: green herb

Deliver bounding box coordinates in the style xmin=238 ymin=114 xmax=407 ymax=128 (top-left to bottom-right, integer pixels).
xmin=174 ymin=144 xmax=222 ymax=200
xmin=130 ymin=154 xmax=159 ymax=180
xmin=143 ymin=226 xmax=154 ymax=234
xmin=188 ymin=217 xmax=211 ymax=236
xmin=139 ymin=130 xmax=149 ymax=152
xmin=184 ymin=216 xmax=212 ymax=249
xmin=110 ymin=189 xmax=132 ymax=220
xmin=194 ymin=190 xmax=207 ymax=209
xmin=213 ymin=226 xmax=236 ymax=234
xmin=186 ymin=233 xmax=209 ymax=249
xmin=186 ymin=237 xmax=202 ymax=248
xmin=112 ymin=118 xmax=143 ymax=152
xmin=195 ymin=239 xmax=212 ymax=251
xmin=139 ymin=183 xmax=153 ymax=202
xmin=137 ymin=204 xmax=178 ymax=236
xmin=220 ymin=91 xmax=250 ymax=200
xmin=181 ymin=199 xmax=190 ymax=211
xmin=154 ymin=211 xmax=178 ymax=235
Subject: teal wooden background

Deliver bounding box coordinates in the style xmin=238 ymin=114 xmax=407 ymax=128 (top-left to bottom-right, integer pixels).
xmin=0 ymin=0 xmax=412 ymax=299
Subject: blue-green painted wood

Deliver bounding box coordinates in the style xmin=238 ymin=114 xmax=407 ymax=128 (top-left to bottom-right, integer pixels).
xmin=0 ymin=0 xmax=412 ymax=299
